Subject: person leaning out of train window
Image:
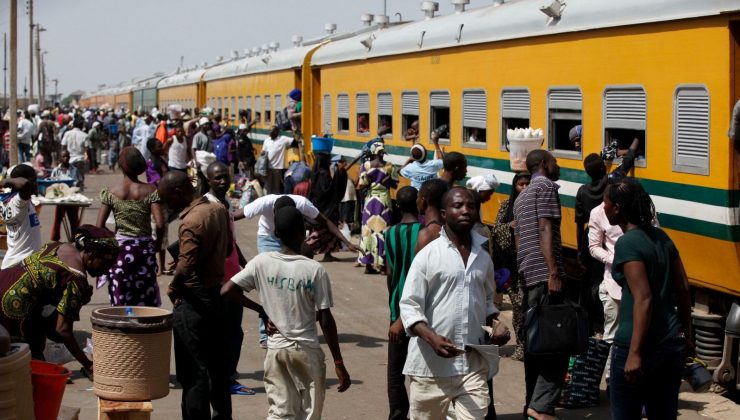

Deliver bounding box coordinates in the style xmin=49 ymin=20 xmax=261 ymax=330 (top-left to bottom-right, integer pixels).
xmin=399 ymin=131 xmax=445 ymax=190
xmin=0 ymin=225 xmax=120 ymax=378
xmin=405 ymin=120 xmax=420 ymax=142
xmin=569 ymin=125 xmax=583 ymax=151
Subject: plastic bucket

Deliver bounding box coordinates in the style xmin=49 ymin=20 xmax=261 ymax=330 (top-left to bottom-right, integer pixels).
xmin=311 ymin=136 xmax=334 ymax=153
xmin=30 ymin=360 xmax=70 ymax=420
xmin=507 ymin=136 xmax=543 ymax=171
xmin=91 ymin=306 xmax=173 ymax=401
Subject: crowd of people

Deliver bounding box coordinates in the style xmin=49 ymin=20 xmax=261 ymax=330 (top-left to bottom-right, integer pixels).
xmin=0 ymin=96 xmax=697 ymax=420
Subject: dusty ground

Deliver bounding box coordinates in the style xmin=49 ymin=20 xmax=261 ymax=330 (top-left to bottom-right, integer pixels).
xmin=20 ymin=169 xmax=735 ymax=419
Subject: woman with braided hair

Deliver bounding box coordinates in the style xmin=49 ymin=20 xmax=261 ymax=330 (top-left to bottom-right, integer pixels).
xmin=603 ymin=178 xmax=693 ymax=420
xmin=0 ymin=224 xmax=120 ymax=375
xmin=96 ymin=146 xmax=165 ymax=306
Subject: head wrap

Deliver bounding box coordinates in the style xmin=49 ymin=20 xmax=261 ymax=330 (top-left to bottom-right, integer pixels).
xmin=569 ymin=125 xmax=582 ymax=143
xmin=370 ymin=142 xmax=385 ymax=155
xmin=411 ymin=144 xmax=427 ymax=162
xmin=466 ymin=174 xmax=499 ymax=192
xmin=288 ymin=88 xmax=302 ymax=101
xmin=74 ymin=225 xmax=120 ymax=255
xmin=238 ymin=123 xmax=247 ymax=130
xmin=199 ymin=117 xmax=209 ymax=126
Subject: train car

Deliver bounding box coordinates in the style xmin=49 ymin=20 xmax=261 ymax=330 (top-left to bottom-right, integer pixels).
xmin=112 ymin=82 xmax=135 ymax=112
xmin=132 ymin=73 xmax=167 ymax=113
xmin=158 ymin=66 xmax=207 ymax=115
xmin=308 ymin=0 xmax=740 ymax=385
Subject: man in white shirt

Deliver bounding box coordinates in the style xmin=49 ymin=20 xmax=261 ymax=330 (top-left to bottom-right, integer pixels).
xmin=17 ymin=111 xmax=35 ymax=163
xmin=399 ymin=187 xmax=497 ymax=419
xmin=262 ymin=125 xmax=297 ymax=194
xmin=61 ymin=118 xmax=89 ymax=191
xmin=222 ymin=206 xmax=350 ymax=419
xmin=0 ymin=164 xmax=41 ymax=269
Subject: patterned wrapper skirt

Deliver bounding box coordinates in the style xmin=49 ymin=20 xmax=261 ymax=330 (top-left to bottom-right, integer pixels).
xmin=359 ymin=190 xmax=392 ymax=269
xmin=97 ymin=235 xmax=161 ymax=307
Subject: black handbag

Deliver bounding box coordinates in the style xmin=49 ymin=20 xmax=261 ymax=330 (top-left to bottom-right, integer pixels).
xmin=525 ymin=294 xmax=589 ymax=356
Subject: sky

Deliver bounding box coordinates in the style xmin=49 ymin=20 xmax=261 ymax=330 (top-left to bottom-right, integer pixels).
xmin=0 ymin=0 xmax=496 ymax=99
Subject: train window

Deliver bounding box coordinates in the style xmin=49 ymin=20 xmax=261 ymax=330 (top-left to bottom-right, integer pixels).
xmin=275 ymin=95 xmax=283 ymax=121
xmin=230 ymin=96 xmax=236 ymax=119
xmin=604 ymin=87 xmax=646 ymax=165
xmin=246 ymin=96 xmax=253 ymax=121
xmin=356 ymin=93 xmax=370 ymax=135
xmin=547 ymin=88 xmax=582 ymax=158
xmin=501 ymin=89 xmax=530 ymax=151
xmin=323 ymin=94 xmax=332 ymax=134
xmin=255 ymin=96 xmax=262 ymax=123
xmin=430 ymin=91 xmax=450 ymax=143
xmin=238 ymin=96 xmax=243 ymax=114
xmin=673 ymin=85 xmax=710 ymax=175
xmin=377 ymin=92 xmax=392 ymax=138
xmin=462 ymin=90 xmax=487 ymax=147
xmin=401 ymin=91 xmax=419 ymax=141
xmin=217 ymin=97 xmax=223 ymax=116
xmin=264 ymin=95 xmax=272 ymax=123
xmin=337 ymin=94 xmax=349 ymax=133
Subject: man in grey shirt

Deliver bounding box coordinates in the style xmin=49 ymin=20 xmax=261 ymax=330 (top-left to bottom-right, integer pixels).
xmin=192 ymin=118 xmax=212 ymax=194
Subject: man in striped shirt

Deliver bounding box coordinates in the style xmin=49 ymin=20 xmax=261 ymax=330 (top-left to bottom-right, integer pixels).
xmin=384 ymin=186 xmax=422 ymax=420
xmin=513 ymin=149 xmax=567 ymax=420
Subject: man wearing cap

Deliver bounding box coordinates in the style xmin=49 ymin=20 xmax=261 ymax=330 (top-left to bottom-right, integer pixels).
xmin=399 ymin=131 xmax=444 ymax=190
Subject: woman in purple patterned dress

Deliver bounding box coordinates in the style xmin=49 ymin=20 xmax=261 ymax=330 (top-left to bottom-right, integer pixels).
xmin=357 ymin=142 xmax=398 ymax=274
xmin=95 ymin=147 xmax=166 ymax=306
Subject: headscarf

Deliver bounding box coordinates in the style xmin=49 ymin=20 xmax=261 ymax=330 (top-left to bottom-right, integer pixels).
xmin=370 ymin=142 xmax=384 ymax=156
xmin=569 ymin=125 xmax=582 ymax=143
xmin=411 ymin=144 xmax=427 ymax=162
xmin=466 ymin=174 xmax=499 ymax=192
xmin=504 ymin=172 xmax=532 ymax=223
xmin=74 ymin=225 xmax=120 ymax=255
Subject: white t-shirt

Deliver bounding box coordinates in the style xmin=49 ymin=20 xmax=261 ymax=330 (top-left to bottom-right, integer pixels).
xmin=168 ymin=136 xmax=189 ymax=170
xmin=0 ymin=193 xmax=42 ymax=269
xmin=262 ymin=136 xmax=293 ymax=170
xmin=231 ymin=252 xmax=334 ymax=349
xmin=61 ymin=128 xmax=88 ymax=164
xmin=242 ymin=194 xmax=320 ymax=238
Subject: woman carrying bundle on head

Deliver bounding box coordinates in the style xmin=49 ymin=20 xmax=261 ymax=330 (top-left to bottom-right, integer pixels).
xmin=0 ymin=225 xmax=120 ymax=375
xmin=96 ymin=146 xmax=166 ymax=307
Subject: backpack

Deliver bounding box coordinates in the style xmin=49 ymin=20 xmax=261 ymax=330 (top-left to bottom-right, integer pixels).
xmin=275 ymin=107 xmax=292 ymax=131
xmin=213 ymin=137 xmax=230 ymax=164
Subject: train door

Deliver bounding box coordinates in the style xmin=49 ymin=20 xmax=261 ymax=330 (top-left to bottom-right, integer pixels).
xmin=731 ymin=21 xmax=740 ymax=190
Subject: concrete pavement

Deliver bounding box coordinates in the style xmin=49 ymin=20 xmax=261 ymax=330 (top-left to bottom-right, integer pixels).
xmin=35 ymin=169 xmax=738 ymax=419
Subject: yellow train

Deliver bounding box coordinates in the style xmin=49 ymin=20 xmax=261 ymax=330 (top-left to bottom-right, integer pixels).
xmin=84 ymin=0 xmax=740 ymax=383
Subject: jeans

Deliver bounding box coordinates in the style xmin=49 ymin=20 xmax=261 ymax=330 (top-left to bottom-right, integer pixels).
xmin=387 ymin=332 xmax=410 ymax=420
xmin=225 ymin=300 xmax=244 ymax=382
xmin=173 ymin=287 xmax=232 ymax=420
xmin=257 ymin=235 xmax=282 ymax=344
xmin=523 ymin=283 xmax=570 ymax=415
xmin=17 ymin=143 xmax=32 ymax=163
xmin=610 ymin=338 xmax=685 ymax=420
xmin=72 ymin=161 xmax=86 ymax=191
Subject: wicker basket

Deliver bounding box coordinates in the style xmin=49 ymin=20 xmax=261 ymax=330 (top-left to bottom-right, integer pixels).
xmin=91 ymin=307 xmax=173 ymax=401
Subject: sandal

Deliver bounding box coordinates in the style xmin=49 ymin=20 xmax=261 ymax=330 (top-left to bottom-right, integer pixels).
xmin=161 ymin=269 xmax=174 ymax=276
xmin=230 ymin=383 xmax=256 ymax=396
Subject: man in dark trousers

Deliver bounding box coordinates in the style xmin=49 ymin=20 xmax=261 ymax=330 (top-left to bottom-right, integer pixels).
xmin=158 ymin=171 xmax=233 ymax=420
xmin=514 ymin=149 xmax=566 ymax=420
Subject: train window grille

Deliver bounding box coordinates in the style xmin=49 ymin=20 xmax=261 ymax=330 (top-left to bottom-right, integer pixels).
xmin=401 ymin=91 xmax=419 ymax=140
xmin=462 ymin=90 xmax=487 ymax=145
xmin=255 ymin=96 xmax=262 ymax=123
xmin=377 ymin=92 xmax=393 ymax=138
xmin=323 ymin=94 xmax=332 ymax=134
xmin=237 ymin=96 xmax=244 ymax=115
xmin=603 ymin=87 xmax=646 ymax=165
xmin=547 ymin=87 xmax=582 ymax=156
xmin=356 ymin=93 xmax=370 ymax=135
xmin=430 ymin=91 xmax=451 ymax=143
xmin=218 ymin=98 xmax=223 ymax=116
xmin=337 ymin=94 xmax=350 ymax=133
xmin=275 ymin=95 xmax=283 ymax=123
xmin=673 ymin=86 xmax=710 ymax=175
xmin=230 ymin=96 xmax=237 ymax=119
xmin=246 ymin=96 xmax=253 ymax=118
xmin=501 ymin=89 xmax=531 ymax=151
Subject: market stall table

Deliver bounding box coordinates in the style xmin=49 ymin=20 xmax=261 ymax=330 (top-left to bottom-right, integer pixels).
xmin=36 ymin=198 xmax=91 ymax=242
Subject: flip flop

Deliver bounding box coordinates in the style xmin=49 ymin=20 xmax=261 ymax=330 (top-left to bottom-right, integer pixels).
xmin=230 ymin=383 xmax=256 ymax=395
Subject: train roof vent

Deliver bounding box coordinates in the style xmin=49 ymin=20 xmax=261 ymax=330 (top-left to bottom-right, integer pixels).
xmin=230 ymin=50 xmax=239 ymax=60
xmin=251 ymin=47 xmax=260 ymax=56
xmin=325 ymin=23 xmax=337 ymax=34
xmin=200 ymin=62 xmax=207 ymax=68
xmin=374 ymin=14 xmax=390 ymax=28
xmin=494 ymin=0 xmax=505 ymax=5
xmin=292 ymin=35 xmax=303 ymax=47
xmin=421 ymin=1 xmax=439 ymax=19
xmin=215 ymin=56 xmax=224 ymax=63
xmin=361 ymin=13 xmax=373 ymax=26
xmin=260 ymin=44 xmax=269 ymax=54
xmin=452 ymin=0 xmax=469 ymax=13
xmin=153 ymin=72 xmax=164 ymax=77
xmin=269 ymin=42 xmax=280 ymax=52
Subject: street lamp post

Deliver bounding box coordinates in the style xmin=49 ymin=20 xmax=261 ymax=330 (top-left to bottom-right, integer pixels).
xmin=40 ymin=50 xmax=46 ymax=106
xmin=35 ymin=24 xmax=45 ymax=107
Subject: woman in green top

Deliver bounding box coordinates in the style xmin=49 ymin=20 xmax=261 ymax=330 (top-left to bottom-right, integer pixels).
xmin=603 ymin=179 xmax=692 ymax=420
xmin=0 ymin=225 xmax=120 ymax=375
xmin=96 ymin=146 xmax=165 ymax=307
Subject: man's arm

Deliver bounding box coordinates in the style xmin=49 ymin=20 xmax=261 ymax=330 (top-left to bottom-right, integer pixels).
xmin=588 ymin=213 xmax=612 ymax=265
xmin=1 ymin=177 xmax=33 ymax=201
xmin=616 ymin=137 xmax=640 ymax=174
xmin=623 ymin=260 xmax=652 ymax=382
xmin=317 ymin=309 xmax=351 ymax=392
xmin=538 ymin=217 xmax=562 ymax=293
xmin=315 ymin=212 xmax=360 ymax=253
xmin=220 ymin=281 xmax=267 ymax=319
xmin=168 ymin=224 xmax=200 ymax=304
xmin=431 ymin=131 xmax=444 ymax=159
